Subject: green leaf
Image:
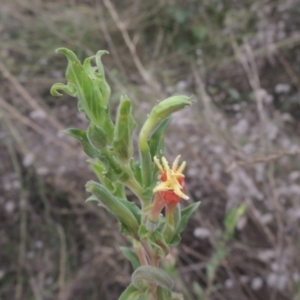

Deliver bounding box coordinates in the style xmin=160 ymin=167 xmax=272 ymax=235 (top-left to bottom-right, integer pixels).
xmin=50 ymin=82 xmax=77 ymax=97
xmin=148 ymin=95 xmax=193 ymax=123
xmin=56 ymin=48 xmax=106 ymax=124
xmin=103 ymin=155 xmax=125 ymax=182
xmin=86 ymin=181 xmax=140 ymax=237
xmin=85 ymin=195 xmax=100 ymax=203
xmin=148 ymin=118 xmax=171 ymax=181
xmin=138 ymin=224 xmax=148 ymax=240
xmin=171 ymin=292 xmax=184 ymax=300
xmin=170 ymin=202 xmax=201 ymax=246
xmin=148 ymin=230 xmax=170 ymax=257
xmin=102 ymin=105 xmax=115 ymax=143
xmin=157 ymin=286 xmax=172 ymax=299
xmin=87 ymin=123 xmax=108 ymax=152
xmin=192 ymin=25 xmax=207 ymax=40
xmin=52 ymin=48 xmax=114 ymax=140
xmin=120 ymin=200 xmax=141 ymax=224
xmin=82 ymin=51 xmax=114 ymax=141
xmin=148 ymin=118 xmax=171 ymax=158
xmin=138 ymin=224 xmax=169 ymax=257
xmin=132 ymin=266 xmax=174 ymax=291
xmin=193 ymin=282 xmax=204 ymax=299
xmin=113 ymin=96 xmax=137 ymax=163
xmin=207 ymin=246 xmax=229 ymax=281
xmin=88 ymin=146 xmax=124 ymax=183
xmin=224 ymin=204 xmax=246 ymax=240
xmin=63 ymin=128 xmax=100 ymax=158
xmin=163 ymin=204 xmax=181 ymax=243
xmin=77 ymin=101 xmax=92 ymax=122
xmin=120 ymin=247 xmax=141 ymax=270
xmin=130 ymin=160 xmax=143 ymax=185
xmin=94 ymin=50 xmax=112 ymax=107
xmin=89 ymin=159 xmax=126 ymax=198
xmin=118 ymin=285 xmax=140 ymax=300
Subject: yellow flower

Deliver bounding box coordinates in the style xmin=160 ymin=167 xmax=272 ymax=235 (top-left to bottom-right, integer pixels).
xmin=153 ymin=155 xmax=189 ymax=203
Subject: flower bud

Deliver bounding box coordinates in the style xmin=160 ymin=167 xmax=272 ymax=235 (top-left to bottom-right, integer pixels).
xmin=149 ymin=95 xmax=193 ymax=122
xmin=140 ymin=96 xmax=192 ymax=148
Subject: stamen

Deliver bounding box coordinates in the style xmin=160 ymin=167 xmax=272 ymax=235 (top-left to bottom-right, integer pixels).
xmin=172 ymin=155 xmax=181 ymax=171
xmin=177 ymin=161 xmax=186 ymax=173
xmin=154 ymin=156 xmax=164 ymax=172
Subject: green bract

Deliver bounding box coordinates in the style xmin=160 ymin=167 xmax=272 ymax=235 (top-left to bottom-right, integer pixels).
xmin=51 ymin=48 xmax=114 ymax=140
xmin=113 ymin=96 xmax=137 ymax=163
xmin=51 ymin=48 xmax=199 ymax=300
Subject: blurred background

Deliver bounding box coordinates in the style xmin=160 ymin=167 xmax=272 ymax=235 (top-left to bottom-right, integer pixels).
xmin=1 ymin=0 xmax=300 ymax=299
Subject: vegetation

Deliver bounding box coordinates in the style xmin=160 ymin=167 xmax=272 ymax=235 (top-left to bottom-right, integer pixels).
xmin=1 ymin=0 xmax=300 ymax=299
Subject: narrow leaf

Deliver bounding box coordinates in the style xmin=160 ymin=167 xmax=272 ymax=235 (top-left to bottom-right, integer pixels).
xmin=157 ymin=286 xmax=172 ymax=299
xmin=87 ymin=124 xmax=108 ymax=152
xmin=90 ymin=159 xmax=126 ymax=198
xmin=148 ymin=230 xmax=170 ymax=257
xmin=120 ymin=247 xmax=141 ymax=270
xmin=57 ymin=48 xmax=106 ymax=125
xmin=50 ymin=82 xmax=77 ymax=97
xmin=170 ymin=202 xmax=200 ymax=246
xmin=63 ymin=128 xmax=100 ymax=158
xmin=85 ymin=195 xmax=100 ymax=203
xmin=86 ymin=181 xmax=140 ymax=236
xmin=118 ymin=285 xmax=140 ymax=300
xmin=132 ymin=266 xmax=174 ymax=291
xmin=224 ymin=203 xmax=246 ymax=240
xmin=95 ymin=50 xmax=111 ymax=107
xmin=148 ymin=118 xmax=171 ymax=158
xmin=113 ymin=96 xmax=137 ymax=163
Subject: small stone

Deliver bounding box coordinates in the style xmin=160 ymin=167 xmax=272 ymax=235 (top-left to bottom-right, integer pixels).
xmin=225 ymin=278 xmax=234 ymax=289
xmin=275 ymin=83 xmax=290 ymax=93
xmin=37 ymin=167 xmax=49 ymax=176
xmin=258 ymin=249 xmax=275 ymax=262
xmin=5 ymin=201 xmax=15 ymax=213
xmin=23 ymin=153 xmax=35 ymax=167
xmin=35 ymin=240 xmax=44 ymax=249
xmin=251 ymin=277 xmax=263 ymax=290
xmin=194 ymin=227 xmax=210 ymax=239
xmin=29 ymin=110 xmax=46 ymax=120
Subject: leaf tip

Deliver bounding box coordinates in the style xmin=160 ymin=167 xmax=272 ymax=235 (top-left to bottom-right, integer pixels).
xmin=96 ymin=50 xmax=109 ymax=57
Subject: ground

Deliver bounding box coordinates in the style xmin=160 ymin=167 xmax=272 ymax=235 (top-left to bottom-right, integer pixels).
xmin=1 ymin=0 xmax=300 ymax=299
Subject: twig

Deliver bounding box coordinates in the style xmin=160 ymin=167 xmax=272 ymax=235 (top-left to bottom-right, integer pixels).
xmin=97 ymin=5 xmax=128 ymax=78
xmin=0 ymin=60 xmax=64 ymax=132
xmin=275 ymin=48 xmax=300 ymax=94
xmin=103 ymin=0 xmax=161 ymax=95
xmin=231 ymin=37 xmax=268 ymax=149
xmin=29 ymin=276 xmax=43 ymax=300
xmin=57 ymin=224 xmax=67 ymax=300
xmin=227 ymin=148 xmax=300 ymax=172
xmin=2 ymin=117 xmax=28 ymax=300
xmin=0 ymin=96 xmax=77 ymax=154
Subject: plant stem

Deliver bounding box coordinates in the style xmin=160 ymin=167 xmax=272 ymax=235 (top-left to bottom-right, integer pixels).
xmin=138 ymin=117 xmax=156 ymax=187
xmin=121 ymin=164 xmax=150 ymax=206
xmin=134 ymin=242 xmax=148 ymax=266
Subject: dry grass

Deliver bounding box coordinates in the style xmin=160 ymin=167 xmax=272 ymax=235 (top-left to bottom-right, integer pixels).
xmin=1 ymin=0 xmax=300 ymax=299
